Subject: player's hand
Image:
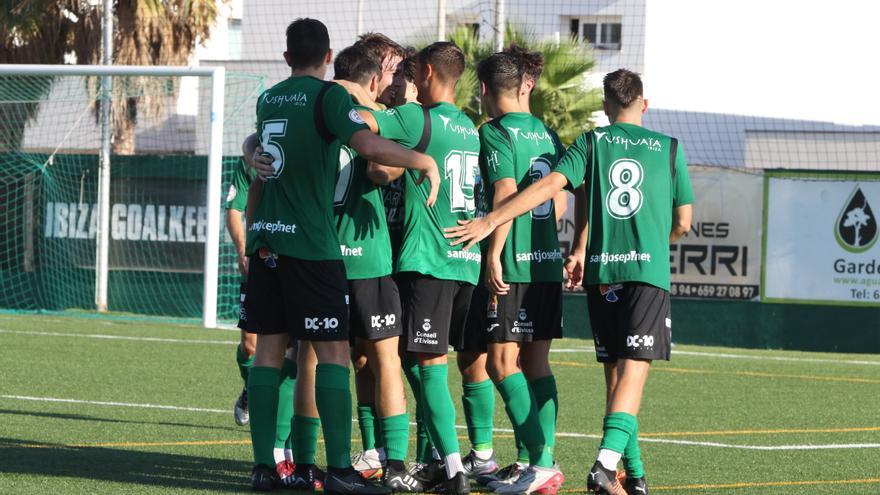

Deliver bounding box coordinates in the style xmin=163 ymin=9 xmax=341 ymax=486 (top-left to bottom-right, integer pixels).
xmin=333 ymin=79 xmax=380 ymax=110
xmin=444 ymin=216 xmax=496 ymax=251
xmin=414 ymin=156 xmax=440 ymax=207
xmin=250 ymin=146 xmax=275 ymax=181
xmin=564 ymin=249 xmax=585 ymax=289
xmin=237 ymin=253 xmax=249 ymax=277
xmin=485 ymin=257 xmax=509 ymax=295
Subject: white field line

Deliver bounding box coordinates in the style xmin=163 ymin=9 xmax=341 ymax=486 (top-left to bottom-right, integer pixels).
xmin=0 ymin=329 xmax=237 ymax=346
xmin=549 ymin=346 xmax=880 ymax=366
xmin=3 ymin=394 xmax=879 ymax=452
xmin=5 ymin=327 xmax=880 ymax=366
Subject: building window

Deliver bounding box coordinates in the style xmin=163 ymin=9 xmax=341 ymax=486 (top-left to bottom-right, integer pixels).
xmin=569 ymin=17 xmax=621 ymax=50
xmin=228 ymin=18 xmax=242 ymax=60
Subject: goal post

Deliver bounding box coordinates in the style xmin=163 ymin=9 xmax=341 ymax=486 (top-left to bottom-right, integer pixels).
xmin=0 ymin=64 xmax=256 ymax=328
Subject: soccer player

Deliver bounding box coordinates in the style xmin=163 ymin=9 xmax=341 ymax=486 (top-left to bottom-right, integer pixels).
xmin=353 ymin=41 xmax=481 ymax=495
xmin=445 ymin=69 xmax=694 ymax=495
xmin=240 ymin=18 xmax=439 ymax=492
xmin=346 ymin=33 xmax=406 ymax=481
xmin=455 ymin=50 xmax=565 ymax=494
xmin=330 ymin=44 xmax=420 ymax=493
xmin=228 ymin=153 xmax=302 ymax=486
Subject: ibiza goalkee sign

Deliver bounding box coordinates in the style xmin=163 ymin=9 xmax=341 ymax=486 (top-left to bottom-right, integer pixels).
xmin=765 ymin=176 xmax=880 ymax=305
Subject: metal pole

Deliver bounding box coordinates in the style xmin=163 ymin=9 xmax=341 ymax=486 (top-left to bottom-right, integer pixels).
xmin=494 ymin=0 xmax=506 ymax=51
xmin=202 ymin=66 xmax=225 ymax=328
xmin=356 ymin=0 xmax=364 ymax=35
xmin=437 ymin=0 xmax=446 ymax=41
xmin=95 ymin=0 xmax=113 ymax=312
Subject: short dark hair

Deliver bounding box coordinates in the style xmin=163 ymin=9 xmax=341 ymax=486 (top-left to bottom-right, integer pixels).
xmin=503 ymin=44 xmax=544 ymax=82
xmin=603 ymin=69 xmax=643 ymax=108
xmin=334 ymin=45 xmax=382 ymax=86
xmin=476 ymin=52 xmax=521 ymax=96
xmin=399 ymin=46 xmax=417 ymax=83
xmin=417 ymin=42 xmax=465 ymax=83
xmin=285 ymin=18 xmax=330 ymax=69
xmin=356 ymin=32 xmax=405 ymax=65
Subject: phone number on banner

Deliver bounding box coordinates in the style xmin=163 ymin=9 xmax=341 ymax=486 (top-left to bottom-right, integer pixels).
xmin=670 ymin=283 xmax=759 ymax=300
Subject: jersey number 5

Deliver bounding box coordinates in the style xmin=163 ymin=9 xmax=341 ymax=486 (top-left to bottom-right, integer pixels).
xmin=445 ymin=150 xmax=479 ymax=213
xmin=606 ymin=158 xmax=644 ymax=219
xmin=260 ymin=119 xmax=287 ymax=179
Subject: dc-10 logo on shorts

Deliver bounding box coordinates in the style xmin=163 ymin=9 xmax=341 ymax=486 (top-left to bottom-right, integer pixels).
xmin=304 ymin=317 xmax=340 ymax=333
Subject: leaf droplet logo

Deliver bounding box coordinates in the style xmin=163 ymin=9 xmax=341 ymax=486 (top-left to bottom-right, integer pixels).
xmin=835 ymin=186 xmax=877 ymax=253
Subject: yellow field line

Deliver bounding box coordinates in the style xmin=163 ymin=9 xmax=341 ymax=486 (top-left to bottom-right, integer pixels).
xmin=641 ymin=426 xmax=880 ymax=437
xmin=548 ymin=360 xmax=880 ymax=384
xmin=648 ymin=477 xmax=880 ymax=491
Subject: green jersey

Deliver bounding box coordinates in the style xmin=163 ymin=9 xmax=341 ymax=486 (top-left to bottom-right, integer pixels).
xmin=480 ymin=113 xmax=564 ymax=283
xmin=372 ymin=102 xmax=481 ymax=285
xmin=333 ymin=103 xmax=393 ymax=280
xmin=555 ymin=122 xmax=694 ymax=290
xmin=225 ymin=158 xmax=255 ymax=213
xmin=246 ymin=76 xmax=368 ymax=260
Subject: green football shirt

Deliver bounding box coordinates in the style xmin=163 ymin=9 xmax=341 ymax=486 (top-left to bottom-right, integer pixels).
xmin=334 ymin=103 xmax=393 ymax=280
xmin=555 ymin=122 xmax=694 ymax=290
xmin=224 ymin=158 xmax=255 ymax=213
xmin=372 ymin=102 xmax=481 ymax=285
xmin=246 ymin=76 xmax=369 ymax=260
xmin=480 ymin=113 xmax=564 ymax=283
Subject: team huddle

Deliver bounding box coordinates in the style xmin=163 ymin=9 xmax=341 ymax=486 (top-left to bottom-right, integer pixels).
xmin=223 ymin=18 xmax=693 ymax=495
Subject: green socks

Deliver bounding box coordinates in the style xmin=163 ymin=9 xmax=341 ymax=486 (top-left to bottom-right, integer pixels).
xmin=247 ymin=366 xmax=280 ymax=466
xmin=236 ymin=344 xmax=254 ymax=381
xmin=623 ymin=418 xmax=644 ymax=478
xmin=315 ymin=363 xmax=353 ymax=469
xmin=531 ymin=375 xmax=559 ymax=460
xmin=462 ymin=379 xmax=495 ymax=452
xmin=599 ymin=411 xmax=638 ymax=454
xmin=497 ymin=373 xmax=552 ymax=467
xmin=357 ymin=403 xmax=380 ymax=451
xmin=274 ymin=358 xmax=297 ymax=450
xmin=404 ymin=356 xmax=434 ymax=463
xmin=293 ymin=414 xmax=320 ymax=465
xmin=419 ymin=363 xmax=460 ymax=457
xmin=380 ymin=413 xmax=410 ymax=461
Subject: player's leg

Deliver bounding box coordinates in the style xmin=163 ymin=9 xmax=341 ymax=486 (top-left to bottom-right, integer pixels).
xmin=242 ymin=254 xmax=288 ymax=490
xmin=288 ymin=258 xmax=390 ymax=495
xmin=401 ymin=346 xmax=433 ymax=467
xmin=352 ymin=340 xmax=385 ymax=480
xmin=454 ymin=285 xmax=498 ymax=478
xmin=234 ymin=329 xmax=256 ymax=426
xmin=587 ymin=283 xmax=669 ymax=495
xmin=274 ymin=343 xmax=297 ymax=486
xmin=292 ymin=341 xmax=324 ymax=490
xmin=406 ymin=275 xmax=470 ymax=494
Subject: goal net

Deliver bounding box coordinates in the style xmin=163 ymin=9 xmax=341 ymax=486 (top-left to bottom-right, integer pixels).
xmin=0 ymin=66 xmax=263 ymax=326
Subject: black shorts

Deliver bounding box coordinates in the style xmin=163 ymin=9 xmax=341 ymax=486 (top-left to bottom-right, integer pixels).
xmin=489 ymin=282 xmax=563 ymax=344
xmin=454 ymin=284 xmax=491 ymax=353
xmin=244 ymin=254 xmax=350 ymax=342
xmin=237 ymin=282 xmax=248 ymax=331
xmin=586 ymin=283 xmax=671 ymax=363
xmin=398 ymin=273 xmax=474 ymax=355
xmin=350 ymin=276 xmax=403 ymax=341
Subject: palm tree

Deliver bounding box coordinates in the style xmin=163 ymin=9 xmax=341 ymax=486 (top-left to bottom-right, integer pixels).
xmin=0 ymin=0 xmax=223 ymax=153
xmin=447 ymin=25 xmax=602 ymax=145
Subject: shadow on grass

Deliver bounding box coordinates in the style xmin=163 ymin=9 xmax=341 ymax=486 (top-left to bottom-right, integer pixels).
xmin=0 ymin=437 xmax=251 ymax=492
xmin=0 ymin=408 xmax=244 ymax=433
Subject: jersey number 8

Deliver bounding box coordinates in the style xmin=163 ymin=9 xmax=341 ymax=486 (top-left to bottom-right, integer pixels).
xmin=606 ymin=158 xmax=644 ymax=219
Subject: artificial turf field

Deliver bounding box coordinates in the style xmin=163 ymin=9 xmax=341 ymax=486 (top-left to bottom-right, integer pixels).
xmin=0 ymin=312 xmax=878 ymax=494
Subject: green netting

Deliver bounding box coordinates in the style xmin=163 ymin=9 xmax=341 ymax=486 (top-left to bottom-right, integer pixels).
xmin=0 ymin=71 xmax=263 ymax=321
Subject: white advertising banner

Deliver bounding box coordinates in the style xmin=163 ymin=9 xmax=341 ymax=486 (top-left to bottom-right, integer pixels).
xmin=764 ymin=176 xmax=880 ymax=305
xmin=670 ymin=167 xmax=763 ymax=300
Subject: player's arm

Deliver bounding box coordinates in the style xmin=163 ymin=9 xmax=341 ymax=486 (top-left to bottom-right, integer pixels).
xmin=485 ymin=178 xmax=517 ymax=295
xmin=446 ymin=172 xmax=568 ymax=250
xmin=242 ymin=132 xmax=275 ymax=180
xmin=226 ymin=209 xmax=248 ymax=276
xmin=553 ymin=190 xmax=568 ymax=222
xmin=670 ymin=204 xmax=692 ymax=243
xmin=564 ymin=184 xmax=588 ymax=289
xmin=366 ymin=161 xmax=405 ymax=185
xmin=347 ymin=129 xmax=440 ymax=206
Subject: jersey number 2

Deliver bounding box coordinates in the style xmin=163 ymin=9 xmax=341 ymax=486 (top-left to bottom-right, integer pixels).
xmin=334 ymin=146 xmax=356 ymax=206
